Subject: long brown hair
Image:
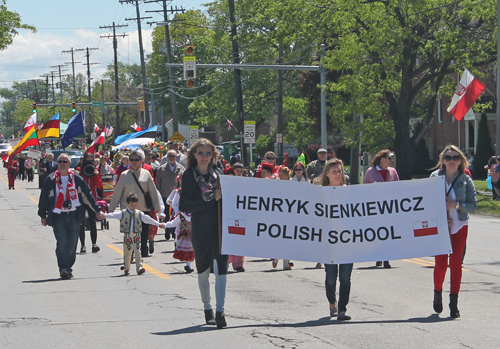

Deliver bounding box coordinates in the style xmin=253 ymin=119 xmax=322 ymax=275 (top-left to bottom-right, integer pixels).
xmin=186 ymin=138 xmax=220 ymax=168
xmin=433 ymin=144 xmax=469 ymax=175
xmin=372 ymin=149 xmax=392 ymax=167
xmin=318 ymin=158 xmax=346 ymax=186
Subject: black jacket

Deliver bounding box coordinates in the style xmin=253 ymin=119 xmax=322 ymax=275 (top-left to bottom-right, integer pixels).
xmin=38 ymin=172 xmax=101 ymax=226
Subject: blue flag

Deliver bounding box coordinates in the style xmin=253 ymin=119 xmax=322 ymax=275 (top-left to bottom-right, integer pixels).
xmin=61 ymin=111 xmax=85 ymax=148
xmin=114 ymin=125 xmax=158 ymax=145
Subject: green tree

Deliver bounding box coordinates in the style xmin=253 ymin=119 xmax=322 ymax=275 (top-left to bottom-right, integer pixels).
xmin=0 ymin=0 xmax=36 ymax=50
xmin=473 ymin=112 xmax=494 ymax=179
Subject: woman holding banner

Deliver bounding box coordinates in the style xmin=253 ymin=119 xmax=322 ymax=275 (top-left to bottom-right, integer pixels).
xmin=363 ymin=149 xmax=399 ymax=268
xmin=319 ymin=158 xmax=353 ymax=321
xmin=179 ymin=138 xmax=228 ymax=329
xmin=430 ymin=145 xmax=477 ymax=318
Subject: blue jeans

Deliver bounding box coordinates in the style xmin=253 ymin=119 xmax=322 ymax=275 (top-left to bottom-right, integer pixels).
xmin=52 ymin=212 xmax=81 ymax=273
xmin=325 ymin=263 xmax=353 ymax=313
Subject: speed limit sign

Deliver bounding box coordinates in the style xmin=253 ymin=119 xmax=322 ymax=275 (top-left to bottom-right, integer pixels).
xmin=244 ymin=121 xmax=256 ymax=144
xmin=189 ymin=125 xmax=199 ymax=146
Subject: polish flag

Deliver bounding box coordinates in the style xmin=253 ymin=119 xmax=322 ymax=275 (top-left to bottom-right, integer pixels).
xmin=413 ymin=220 xmax=438 ymax=237
xmin=131 ymin=123 xmax=142 ymax=132
xmin=227 ymin=218 xmax=246 ymax=235
xmin=85 ymin=131 xmax=105 ymax=154
xmin=23 ymin=113 xmax=37 ymax=133
xmin=447 ymin=69 xmax=485 ymax=121
xmin=93 ymin=123 xmax=100 ymax=133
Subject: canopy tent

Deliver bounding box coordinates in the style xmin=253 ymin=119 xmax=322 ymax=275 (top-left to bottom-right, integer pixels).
xmin=114 ymin=125 xmax=158 ymax=145
xmin=111 ymin=137 xmax=155 ymax=151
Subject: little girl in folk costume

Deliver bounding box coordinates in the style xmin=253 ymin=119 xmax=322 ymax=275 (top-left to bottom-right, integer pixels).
xmin=105 ymin=192 xmax=165 ymax=275
xmin=165 ymin=211 xmax=195 ymax=273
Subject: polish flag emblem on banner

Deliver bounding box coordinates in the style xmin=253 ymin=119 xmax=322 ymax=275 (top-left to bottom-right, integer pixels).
xmin=413 ymin=220 xmax=438 ymax=237
xmin=447 ymin=68 xmax=485 ymax=121
xmin=227 ymin=219 xmax=246 ymax=235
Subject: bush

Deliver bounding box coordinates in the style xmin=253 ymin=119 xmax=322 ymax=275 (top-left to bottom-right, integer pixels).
xmin=472 ymin=112 xmax=494 ymax=179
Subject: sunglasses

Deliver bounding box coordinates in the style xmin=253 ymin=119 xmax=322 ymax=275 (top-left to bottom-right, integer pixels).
xmin=129 ymin=158 xmax=141 ymax=162
xmin=196 ymin=151 xmax=213 ymax=157
xmin=383 ymin=156 xmax=393 ymax=160
xmin=266 ymin=157 xmax=275 ymax=160
xmin=444 ymin=155 xmax=461 ymax=161
xmin=167 ymin=155 xmax=176 ymax=158
xmin=294 ymin=168 xmax=303 ymax=171
xmin=57 ymin=160 xmax=69 ymax=163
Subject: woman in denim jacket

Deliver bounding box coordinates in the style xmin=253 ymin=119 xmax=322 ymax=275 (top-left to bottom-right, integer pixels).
xmin=430 ymin=145 xmax=477 ymax=318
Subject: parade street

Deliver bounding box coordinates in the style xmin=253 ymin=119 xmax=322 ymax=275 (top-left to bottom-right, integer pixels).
xmin=1 ymin=173 xmax=499 ymax=348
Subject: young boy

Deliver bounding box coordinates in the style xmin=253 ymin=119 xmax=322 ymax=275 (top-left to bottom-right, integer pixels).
xmin=105 ymin=192 xmax=165 ymax=275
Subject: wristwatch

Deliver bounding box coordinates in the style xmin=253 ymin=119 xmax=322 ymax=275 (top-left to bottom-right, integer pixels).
xmin=455 ymin=201 xmax=461 ymax=210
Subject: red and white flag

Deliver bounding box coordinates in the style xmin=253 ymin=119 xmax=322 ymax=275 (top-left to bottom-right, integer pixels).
xmin=447 ymin=69 xmax=485 ymax=121
xmin=23 ymin=113 xmax=37 ymax=133
xmin=93 ymin=123 xmax=100 ymax=133
xmin=413 ymin=220 xmax=438 ymax=237
xmin=131 ymin=123 xmax=142 ymax=132
xmin=227 ymin=218 xmax=246 ymax=235
xmin=224 ymin=116 xmax=234 ymax=131
xmin=85 ymin=131 xmax=105 ymax=154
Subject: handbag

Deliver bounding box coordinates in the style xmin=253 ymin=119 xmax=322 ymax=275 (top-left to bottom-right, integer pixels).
xmin=131 ymin=171 xmax=153 ymax=209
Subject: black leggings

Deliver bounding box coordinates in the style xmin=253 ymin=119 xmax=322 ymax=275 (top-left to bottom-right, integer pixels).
xmin=79 ymin=205 xmax=97 ymax=246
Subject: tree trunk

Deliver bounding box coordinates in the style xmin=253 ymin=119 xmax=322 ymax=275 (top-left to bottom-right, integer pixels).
xmin=392 ymin=107 xmax=414 ymax=180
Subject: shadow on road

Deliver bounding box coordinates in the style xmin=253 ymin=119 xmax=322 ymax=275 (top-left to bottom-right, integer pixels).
xmin=151 ymin=314 xmax=452 ymax=335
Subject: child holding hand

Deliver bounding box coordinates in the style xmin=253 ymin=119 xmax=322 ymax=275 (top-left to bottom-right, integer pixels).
xmin=105 ymin=192 xmax=165 ymax=275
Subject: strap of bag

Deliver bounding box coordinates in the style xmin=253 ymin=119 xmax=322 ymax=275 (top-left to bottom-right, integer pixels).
xmin=131 ymin=170 xmax=146 ymax=195
xmin=446 ymin=175 xmax=459 ymax=197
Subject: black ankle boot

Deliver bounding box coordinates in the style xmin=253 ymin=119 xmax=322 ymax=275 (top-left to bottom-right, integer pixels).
xmin=204 ymin=309 xmax=215 ymax=325
xmin=215 ymin=311 xmax=227 ymax=329
xmin=449 ymin=293 xmax=460 ymax=318
xmin=433 ymin=290 xmax=443 ymax=313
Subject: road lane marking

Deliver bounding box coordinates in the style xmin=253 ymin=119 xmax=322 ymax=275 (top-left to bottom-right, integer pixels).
xmin=29 ymin=196 xmax=38 ymax=204
xmin=106 ymin=244 xmax=171 ymax=279
xmin=402 ymin=258 xmax=467 ymax=271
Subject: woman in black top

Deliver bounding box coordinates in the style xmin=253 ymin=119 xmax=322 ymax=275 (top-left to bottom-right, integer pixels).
xmin=179 ymin=138 xmax=228 ymax=329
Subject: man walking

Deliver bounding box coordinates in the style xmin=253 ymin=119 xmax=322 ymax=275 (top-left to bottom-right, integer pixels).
xmin=38 ymin=153 xmax=104 ymax=279
xmin=306 ymin=148 xmax=328 ymax=182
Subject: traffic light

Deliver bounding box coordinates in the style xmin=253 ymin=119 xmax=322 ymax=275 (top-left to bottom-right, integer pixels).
xmin=183 ymin=45 xmax=196 ymax=88
xmin=186 ymin=45 xmax=194 ymax=55
xmin=71 ymin=101 xmax=76 ymax=113
xmin=138 ymin=100 xmax=144 ymax=111
xmin=32 ymin=102 xmax=37 ymax=113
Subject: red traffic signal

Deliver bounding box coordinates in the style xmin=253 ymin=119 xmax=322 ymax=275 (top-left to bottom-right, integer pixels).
xmin=187 ymin=79 xmax=194 ymax=88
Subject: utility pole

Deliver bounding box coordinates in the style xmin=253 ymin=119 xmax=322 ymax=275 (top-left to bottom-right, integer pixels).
xmin=100 ymin=22 xmax=128 ymax=137
xmin=122 ymin=0 xmax=152 ymax=126
xmin=75 ymin=47 xmax=99 ymax=102
xmin=50 ymin=65 xmax=68 ymax=103
xmin=228 ymin=0 xmax=247 ymax=166
xmin=277 ymin=45 xmax=284 ymax=165
xmin=146 ymin=0 xmax=185 ymax=133
xmin=62 ymin=47 xmax=81 ymax=101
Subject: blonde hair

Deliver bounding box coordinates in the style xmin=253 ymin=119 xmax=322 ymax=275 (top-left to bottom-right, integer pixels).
xmin=433 ymin=144 xmax=469 ymax=174
xmin=318 ymin=158 xmax=346 ymax=186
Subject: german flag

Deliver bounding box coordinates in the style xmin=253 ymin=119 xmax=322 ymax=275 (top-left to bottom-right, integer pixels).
xmin=38 ymin=113 xmax=60 ymax=139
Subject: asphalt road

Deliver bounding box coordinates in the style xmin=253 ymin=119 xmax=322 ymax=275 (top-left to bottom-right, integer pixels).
xmin=1 ymin=171 xmax=499 ymax=348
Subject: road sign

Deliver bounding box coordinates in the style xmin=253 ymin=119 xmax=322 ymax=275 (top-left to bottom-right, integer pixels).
xmin=91 ymin=132 xmax=96 ymax=140
xmin=183 ymin=56 xmax=196 ymax=79
xmin=244 ymin=121 xmax=256 ymax=144
xmin=234 ymin=134 xmax=244 ymax=139
xmin=276 ymin=133 xmax=283 ymax=144
xmin=169 ymin=131 xmax=185 ymax=143
xmin=92 ymin=102 xmax=105 ymax=107
xmin=189 ymin=126 xmax=199 ymax=146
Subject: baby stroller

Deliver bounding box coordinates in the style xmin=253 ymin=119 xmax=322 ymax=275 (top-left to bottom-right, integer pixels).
xmin=97 ymin=200 xmax=110 ymax=230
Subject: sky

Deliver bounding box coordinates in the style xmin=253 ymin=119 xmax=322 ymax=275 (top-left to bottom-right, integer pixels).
xmin=0 ymin=0 xmax=207 ymax=101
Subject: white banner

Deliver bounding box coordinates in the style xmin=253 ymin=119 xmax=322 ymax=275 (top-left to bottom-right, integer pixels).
xmin=220 ymin=176 xmax=451 ymax=264
xmin=27 ymin=149 xmax=41 ymax=159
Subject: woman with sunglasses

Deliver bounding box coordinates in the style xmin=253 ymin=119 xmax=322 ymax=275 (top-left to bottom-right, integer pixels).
xmin=363 ymin=149 xmax=399 ymax=269
xmin=290 ymin=162 xmax=309 ymax=183
xmin=255 ymin=151 xmax=279 ymax=178
xmin=318 ymin=158 xmax=353 ymax=320
xmin=430 ymin=145 xmax=477 ymax=318
xmin=179 ymin=138 xmax=228 ymax=329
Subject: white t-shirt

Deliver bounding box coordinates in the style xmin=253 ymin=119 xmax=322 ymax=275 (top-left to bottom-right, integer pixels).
xmin=446 ymin=182 xmax=467 ymax=235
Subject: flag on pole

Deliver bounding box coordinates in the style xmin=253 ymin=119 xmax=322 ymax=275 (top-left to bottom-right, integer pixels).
xmin=447 ymin=69 xmax=485 ymax=121
xmin=105 ymin=123 xmax=114 ymax=137
xmin=23 ymin=113 xmax=37 ymax=133
xmin=1 ymin=127 xmax=40 ymax=162
xmin=224 ymin=116 xmax=234 ymax=131
xmin=61 ymin=111 xmax=85 ymax=148
xmin=93 ymin=123 xmax=100 ymax=133
xmin=38 ymin=113 xmax=60 ymax=139
xmin=131 ymin=123 xmax=142 ymax=132
xmin=37 ymin=119 xmax=44 ymax=130
xmin=86 ymin=131 xmax=105 ymax=154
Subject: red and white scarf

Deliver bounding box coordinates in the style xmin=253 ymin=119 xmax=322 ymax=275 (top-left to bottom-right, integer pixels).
xmin=53 ymin=170 xmax=79 ymax=213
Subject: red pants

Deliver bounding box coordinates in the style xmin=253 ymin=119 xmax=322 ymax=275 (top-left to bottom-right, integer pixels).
xmin=8 ymin=173 xmax=16 ymax=188
xmin=434 ymin=225 xmax=468 ymax=294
